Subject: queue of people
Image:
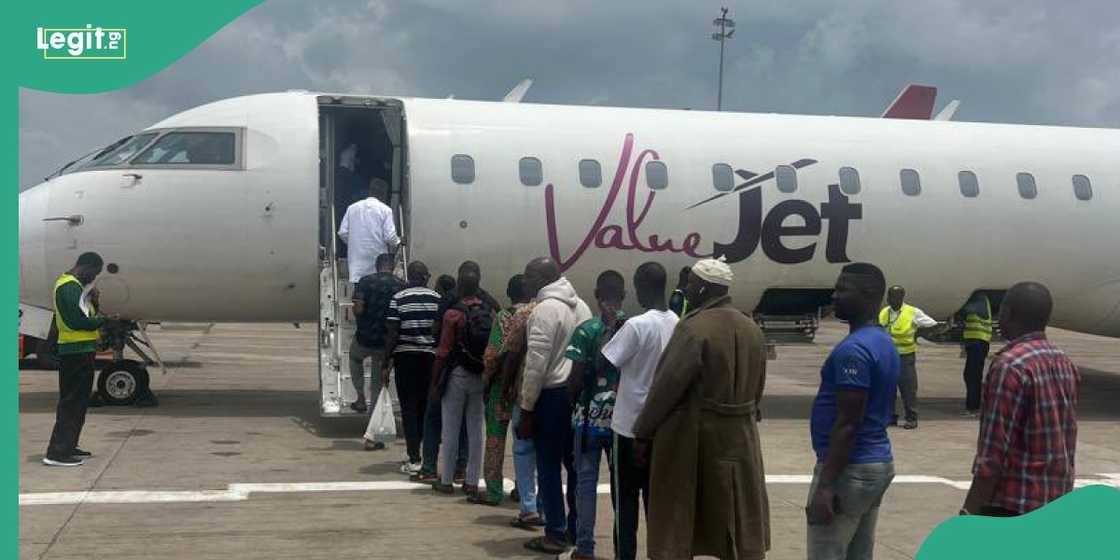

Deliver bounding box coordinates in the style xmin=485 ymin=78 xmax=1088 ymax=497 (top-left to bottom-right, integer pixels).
xmin=42 ymin=238 xmax=1079 ymax=560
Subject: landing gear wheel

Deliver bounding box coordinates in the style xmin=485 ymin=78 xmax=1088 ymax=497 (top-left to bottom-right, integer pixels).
xmin=96 ymin=360 xmax=150 ymax=406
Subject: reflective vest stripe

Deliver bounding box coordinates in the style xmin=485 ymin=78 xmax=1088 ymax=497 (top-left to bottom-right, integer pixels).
xmin=54 ymin=274 xmax=98 ymax=345
xmin=879 ymin=304 xmax=917 ymax=354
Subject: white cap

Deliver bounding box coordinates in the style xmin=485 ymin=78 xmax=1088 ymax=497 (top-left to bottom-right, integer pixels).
xmin=692 ymin=256 xmax=733 ymax=287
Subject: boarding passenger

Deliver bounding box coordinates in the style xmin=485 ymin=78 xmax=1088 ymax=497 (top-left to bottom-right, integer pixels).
xmin=879 ymin=285 xmax=940 ymax=429
xmin=338 ymin=177 xmax=399 ymax=286
xmin=517 ymin=257 xmax=591 ymax=555
xmin=634 ymin=257 xmax=770 ymax=560
xmin=806 ymin=263 xmax=899 ymax=560
xmin=668 ymin=266 xmax=690 ymax=317
xmin=431 ymin=261 xmax=493 ymax=497
xmin=352 ymin=253 xmax=404 ymax=418
xmin=44 ymin=252 xmax=109 ymax=467
xmin=601 ymin=262 xmax=679 ymax=560
xmin=381 ymin=261 xmax=442 ymax=474
xmin=960 ymin=282 xmax=1078 ymax=517
xmin=475 ymin=275 xmax=533 ymax=505
xmin=565 ymin=270 xmax=627 ymax=559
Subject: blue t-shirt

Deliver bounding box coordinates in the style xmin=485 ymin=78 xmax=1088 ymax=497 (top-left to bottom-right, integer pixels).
xmin=810 ymin=325 xmax=900 ymax=464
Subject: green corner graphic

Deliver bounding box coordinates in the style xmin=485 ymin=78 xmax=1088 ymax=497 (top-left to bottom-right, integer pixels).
xmin=917 ymin=485 xmax=1120 ymax=559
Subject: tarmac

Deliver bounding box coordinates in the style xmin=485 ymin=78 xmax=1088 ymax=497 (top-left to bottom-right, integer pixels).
xmin=18 ymin=321 xmax=1120 ymax=559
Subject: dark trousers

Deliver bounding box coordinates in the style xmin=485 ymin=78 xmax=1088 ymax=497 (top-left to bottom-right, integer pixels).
xmin=533 ymin=387 xmax=574 ymax=543
xmin=46 ymin=353 xmax=96 ymax=460
xmin=963 ymin=340 xmax=990 ymax=412
xmin=612 ymin=434 xmax=650 ymax=560
xmin=420 ymin=391 xmax=468 ymax=476
xmin=394 ymin=352 xmax=433 ymax=464
xmin=892 ymin=352 xmax=919 ymax=422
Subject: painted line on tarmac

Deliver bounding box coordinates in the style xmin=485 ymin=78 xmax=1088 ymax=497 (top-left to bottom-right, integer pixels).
xmin=21 ymin=475 xmax=1120 ymax=506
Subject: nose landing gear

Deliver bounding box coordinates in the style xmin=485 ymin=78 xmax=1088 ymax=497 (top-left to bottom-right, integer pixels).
xmin=96 ymin=320 xmax=163 ymax=407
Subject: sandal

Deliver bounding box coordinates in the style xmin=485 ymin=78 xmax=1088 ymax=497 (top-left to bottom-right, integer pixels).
xmin=466 ymin=492 xmax=501 ymax=506
xmin=510 ymin=514 xmax=545 ymax=530
xmin=524 ymin=536 xmax=569 ymax=554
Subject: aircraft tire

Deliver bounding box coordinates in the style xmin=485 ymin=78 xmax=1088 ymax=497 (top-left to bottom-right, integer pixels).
xmin=97 ymin=360 xmax=150 ymax=406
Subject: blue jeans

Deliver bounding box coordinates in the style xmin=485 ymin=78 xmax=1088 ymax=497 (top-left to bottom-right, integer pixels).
xmin=533 ymin=387 xmax=573 ymax=543
xmin=807 ymin=461 xmax=895 ymax=560
xmin=511 ymin=407 xmax=539 ymax=515
xmin=574 ymin=431 xmax=614 ymax=556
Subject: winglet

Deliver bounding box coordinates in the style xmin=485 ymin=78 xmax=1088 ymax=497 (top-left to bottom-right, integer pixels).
xmin=881 ymin=84 xmax=937 ymax=119
xmin=933 ymin=100 xmax=960 ymax=121
xmin=503 ymin=79 xmax=533 ymax=103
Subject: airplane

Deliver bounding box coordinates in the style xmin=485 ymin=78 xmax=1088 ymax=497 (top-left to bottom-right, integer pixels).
xmin=18 ymin=87 xmax=1119 ymax=414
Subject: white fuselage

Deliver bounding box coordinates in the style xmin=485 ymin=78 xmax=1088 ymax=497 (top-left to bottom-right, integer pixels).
xmin=19 ymin=92 xmax=1120 ymax=337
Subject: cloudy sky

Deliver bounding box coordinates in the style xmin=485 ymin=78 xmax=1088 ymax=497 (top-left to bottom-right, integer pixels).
xmin=18 ymin=0 xmax=1120 ymax=189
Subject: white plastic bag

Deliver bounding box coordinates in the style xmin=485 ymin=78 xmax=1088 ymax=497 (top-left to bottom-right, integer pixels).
xmin=364 ymin=388 xmax=397 ymax=444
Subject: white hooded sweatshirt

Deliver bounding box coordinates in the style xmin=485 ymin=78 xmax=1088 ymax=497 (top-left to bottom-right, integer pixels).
xmin=520 ymin=277 xmax=592 ymax=411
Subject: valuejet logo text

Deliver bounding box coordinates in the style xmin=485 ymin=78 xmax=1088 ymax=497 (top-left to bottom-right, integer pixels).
xmin=37 ymin=25 xmax=126 ymax=60
xmin=544 ymin=134 xmax=862 ymax=272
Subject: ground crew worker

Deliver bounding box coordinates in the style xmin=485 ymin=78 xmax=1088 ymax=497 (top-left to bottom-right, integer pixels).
xmin=43 ymin=252 xmax=110 ymax=467
xmin=957 ymin=293 xmax=993 ymax=416
xmin=879 ymin=286 xmax=939 ymax=429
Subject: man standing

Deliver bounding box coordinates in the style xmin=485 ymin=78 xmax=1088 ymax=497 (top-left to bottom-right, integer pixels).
xmin=381 ymin=261 xmax=442 ymax=474
xmin=565 ymin=270 xmax=626 ymax=560
xmin=352 ymin=253 xmax=404 ymax=420
xmin=602 ymin=262 xmax=680 ymax=560
xmin=517 ymin=257 xmax=591 ymax=556
xmin=807 ymin=263 xmax=900 ymax=560
xmin=879 ymin=285 xmax=939 ymax=430
xmin=633 ymin=258 xmax=769 ymax=560
xmin=338 ymin=177 xmax=399 ymax=286
xmin=44 ymin=252 xmax=108 ymax=467
xmin=961 ymin=282 xmax=1078 ymax=517
xmin=958 ymin=293 xmax=993 ymax=416
xmin=430 ymin=261 xmax=493 ymax=498
xmin=668 ymin=266 xmax=690 ymax=317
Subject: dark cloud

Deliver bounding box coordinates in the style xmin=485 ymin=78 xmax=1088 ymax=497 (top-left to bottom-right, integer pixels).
xmin=20 ymin=0 xmax=1119 ymax=189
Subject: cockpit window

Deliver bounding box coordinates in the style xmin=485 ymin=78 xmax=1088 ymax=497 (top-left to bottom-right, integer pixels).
xmin=88 ymin=133 xmax=159 ymax=167
xmin=132 ymin=131 xmax=236 ymax=165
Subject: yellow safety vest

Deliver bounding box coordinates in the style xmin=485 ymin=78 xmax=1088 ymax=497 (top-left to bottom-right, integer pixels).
xmin=54 ymin=274 xmax=99 ymax=345
xmin=879 ymin=304 xmax=917 ymax=355
xmin=963 ymin=296 xmax=993 ymax=342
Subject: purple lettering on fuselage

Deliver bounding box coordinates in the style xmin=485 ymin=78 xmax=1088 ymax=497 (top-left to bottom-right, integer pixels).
xmin=544 ymin=134 xmax=861 ymax=272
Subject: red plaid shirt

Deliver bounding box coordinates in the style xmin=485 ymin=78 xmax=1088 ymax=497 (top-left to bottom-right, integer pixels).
xmin=972 ymin=331 xmax=1079 ymax=513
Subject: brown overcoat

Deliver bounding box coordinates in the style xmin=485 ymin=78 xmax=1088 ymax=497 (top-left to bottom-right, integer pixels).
xmin=632 ymin=295 xmax=770 ymax=560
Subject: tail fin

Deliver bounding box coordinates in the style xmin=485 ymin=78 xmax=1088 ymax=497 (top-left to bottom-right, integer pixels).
xmin=882 ymin=84 xmax=937 ymax=119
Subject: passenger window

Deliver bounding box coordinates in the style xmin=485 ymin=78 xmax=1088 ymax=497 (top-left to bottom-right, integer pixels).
xmin=900 ymin=169 xmax=921 ymax=196
xmin=1016 ymin=172 xmax=1037 ymax=199
xmin=958 ymin=171 xmax=980 ymax=198
xmin=89 ymin=133 xmax=158 ymax=167
xmin=646 ymin=161 xmax=668 ymax=190
xmin=838 ymin=167 xmax=861 ymax=195
xmin=451 ymin=154 xmax=475 ymax=184
xmin=519 ymin=157 xmax=543 ymax=187
xmin=579 ymin=159 xmax=601 ymax=188
xmin=712 ymin=163 xmax=734 ymax=192
xmin=133 ymin=131 xmax=236 ymax=165
xmin=776 ymin=165 xmax=798 ymax=193
xmin=1073 ymin=175 xmax=1093 ymax=201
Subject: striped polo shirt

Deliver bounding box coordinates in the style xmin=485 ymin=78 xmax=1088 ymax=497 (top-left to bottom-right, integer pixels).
xmin=387 ymin=286 xmax=442 ymax=354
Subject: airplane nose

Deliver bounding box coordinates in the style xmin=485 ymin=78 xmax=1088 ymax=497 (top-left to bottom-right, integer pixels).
xmin=19 ymin=183 xmax=50 ymax=309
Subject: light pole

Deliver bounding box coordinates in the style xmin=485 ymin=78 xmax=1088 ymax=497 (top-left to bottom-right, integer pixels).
xmin=712 ymin=7 xmax=735 ymax=111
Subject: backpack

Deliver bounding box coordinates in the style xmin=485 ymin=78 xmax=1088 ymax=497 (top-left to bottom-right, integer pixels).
xmin=452 ymin=299 xmax=494 ymax=374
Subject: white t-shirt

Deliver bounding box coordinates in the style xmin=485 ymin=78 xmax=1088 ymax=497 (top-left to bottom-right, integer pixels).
xmin=338 ymin=197 xmax=400 ymax=283
xmin=602 ymin=309 xmax=679 ymax=438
